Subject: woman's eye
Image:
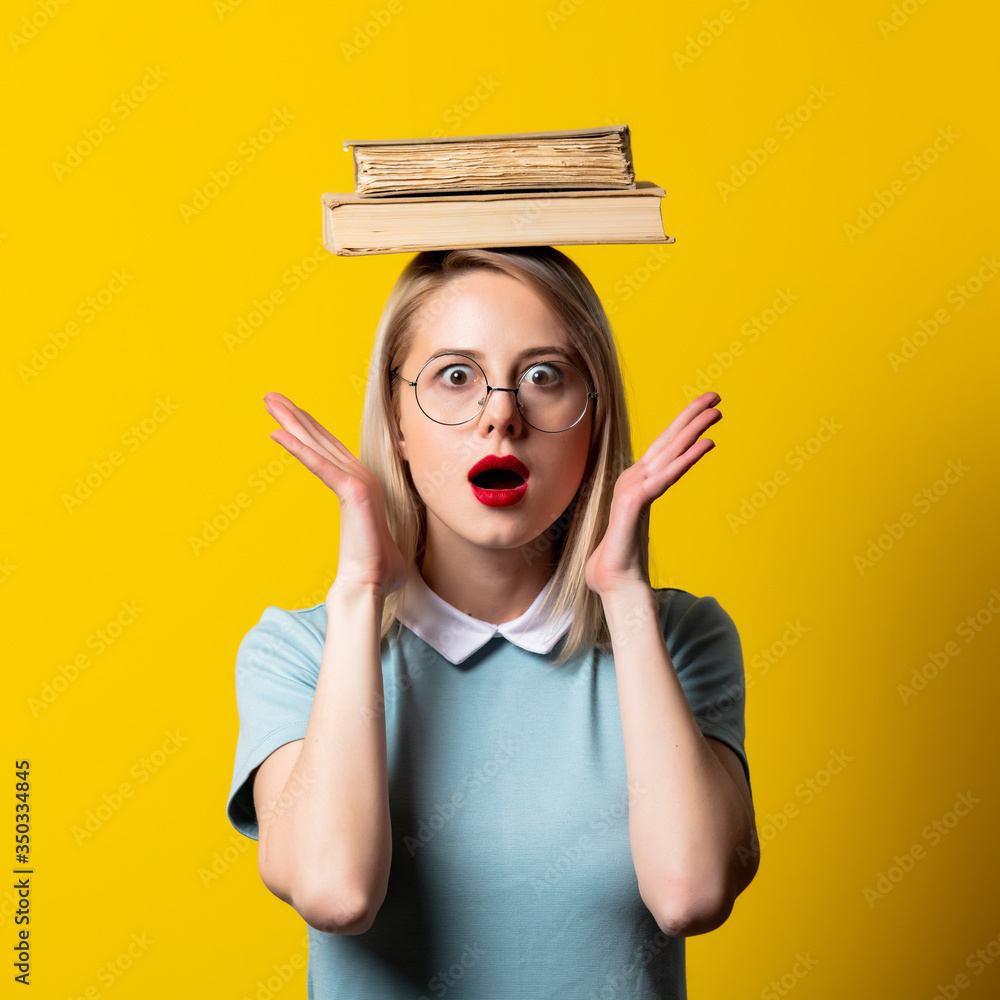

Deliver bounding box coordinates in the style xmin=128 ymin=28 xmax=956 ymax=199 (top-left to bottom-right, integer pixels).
xmin=439 ymin=364 xmax=474 ymax=385
xmin=525 ymin=363 xmax=561 ymax=386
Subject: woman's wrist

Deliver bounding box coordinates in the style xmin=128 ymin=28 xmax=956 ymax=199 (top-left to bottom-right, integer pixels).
xmin=593 ymin=574 xmax=654 ymax=605
xmin=598 ymin=580 xmax=658 ymax=627
xmin=326 ymin=577 xmax=391 ymax=610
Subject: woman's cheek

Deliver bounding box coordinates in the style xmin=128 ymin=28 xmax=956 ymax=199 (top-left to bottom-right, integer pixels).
xmin=411 ymin=448 xmax=467 ymax=509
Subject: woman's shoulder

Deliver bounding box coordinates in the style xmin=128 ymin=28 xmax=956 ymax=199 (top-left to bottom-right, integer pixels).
xmin=234 ymin=602 xmax=330 ymax=688
xmin=651 ymin=584 xmax=727 ymax=614
xmin=244 ymin=600 xmax=329 ymax=644
xmin=649 ymin=585 xmax=739 ymax=641
xmin=235 ymin=600 xmax=399 ymax=685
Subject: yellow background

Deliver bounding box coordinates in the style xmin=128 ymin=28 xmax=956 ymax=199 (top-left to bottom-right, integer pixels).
xmin=4 ymin=0 xmax=999 ymax=996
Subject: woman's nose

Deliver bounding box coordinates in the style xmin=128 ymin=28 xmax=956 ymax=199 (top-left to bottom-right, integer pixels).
xmin=478 ymin=385 xmax=524 ymax=433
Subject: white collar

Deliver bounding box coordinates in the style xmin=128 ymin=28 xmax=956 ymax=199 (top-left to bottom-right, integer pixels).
xmin=397 ymin=565 xmax=574 ymax=665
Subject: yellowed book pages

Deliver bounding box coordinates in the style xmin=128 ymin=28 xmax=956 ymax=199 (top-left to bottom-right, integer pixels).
xmin=344 ymin=125 xmax=636 ymax=197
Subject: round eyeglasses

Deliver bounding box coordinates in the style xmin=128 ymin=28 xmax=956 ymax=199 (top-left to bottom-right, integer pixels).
xmin=391 ymin=353 xmax=597 ymax=433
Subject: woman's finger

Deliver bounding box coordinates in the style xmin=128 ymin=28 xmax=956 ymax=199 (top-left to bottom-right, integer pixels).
xmin=287 ymin=403 xmax=360 ymax=467
xmin=269 ymin=427 xmax=352 ymax=493
xmin=662 ymin=405 xmax=721 ymax=464
xmin=644 ymin=436 xmax=717 ymax=499
xmin=265 ymin=395 xmax=344 ymax=465
xmin=640 ymin=400 xmax=721 ymax=471
xmin=619 ymin=426 xmax=717 ymax=511
xmin=266 ymin=393 xmax=358 ymax=468
xmin=663 ymin=437 xmax=715 ymax=483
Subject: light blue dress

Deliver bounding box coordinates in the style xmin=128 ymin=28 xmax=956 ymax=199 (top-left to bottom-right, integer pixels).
xmin=227 ymin=569 xmax=750 ymax=999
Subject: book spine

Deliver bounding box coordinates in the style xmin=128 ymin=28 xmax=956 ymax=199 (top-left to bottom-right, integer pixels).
xmin=321 ymin=198 xmax=339 ymax=255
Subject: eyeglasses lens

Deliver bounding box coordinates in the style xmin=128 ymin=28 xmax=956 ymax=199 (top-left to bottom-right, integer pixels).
xmin=414 ymin=354 xmax=590 ymax=432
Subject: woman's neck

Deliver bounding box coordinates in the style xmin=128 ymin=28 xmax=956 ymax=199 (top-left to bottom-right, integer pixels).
xmin=418 ymin=543 xmax=556 ymax=625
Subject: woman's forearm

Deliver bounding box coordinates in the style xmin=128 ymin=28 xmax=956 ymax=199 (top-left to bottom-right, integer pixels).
xmin=601 ymin=583 xmax=757 ymax=937
xmin=260 ymin=582 xmax=392 ymax=933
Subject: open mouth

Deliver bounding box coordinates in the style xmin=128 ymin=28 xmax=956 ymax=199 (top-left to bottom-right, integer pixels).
xmin=472 ymin=469 xmax=526 ymax=490
xmin=467 ymin=454 xmax=530 ymax=507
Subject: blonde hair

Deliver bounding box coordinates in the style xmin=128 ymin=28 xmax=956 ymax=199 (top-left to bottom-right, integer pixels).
xmin=358 ymin=246 xmax=645 ymax=665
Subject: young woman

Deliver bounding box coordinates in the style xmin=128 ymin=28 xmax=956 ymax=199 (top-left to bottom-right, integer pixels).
xmin=227 ymin=246 xmax=758 ymax=999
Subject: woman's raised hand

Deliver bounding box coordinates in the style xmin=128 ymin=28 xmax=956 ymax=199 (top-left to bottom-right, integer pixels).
xmin=263 ymin=392 xmax=408 ymax=598
xmin=584 ymin=392 xmax=722 ymax=598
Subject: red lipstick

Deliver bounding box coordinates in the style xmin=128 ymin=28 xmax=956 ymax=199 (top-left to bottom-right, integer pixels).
xmin=467 ymin=454 xmax=530 ymax=507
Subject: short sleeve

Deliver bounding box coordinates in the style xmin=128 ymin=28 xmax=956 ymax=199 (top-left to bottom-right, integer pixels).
xmin=660 ymin=590 xmax=751 ymax=796
xmin=226 ymin=605 xmax=325 ymax=840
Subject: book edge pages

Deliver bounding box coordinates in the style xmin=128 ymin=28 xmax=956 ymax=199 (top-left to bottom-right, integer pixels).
xmin=620 ymin=125 xmax=635 ymax=185
xmin=355 ymin=180 xmax=639 ymax=199
xmin=341 ymin=124 xmax=629 ymax=150
xmin=320 ymin=181 xmax=665 ymax=210
xmin=332 ymin=236 xmax=676 ymax=257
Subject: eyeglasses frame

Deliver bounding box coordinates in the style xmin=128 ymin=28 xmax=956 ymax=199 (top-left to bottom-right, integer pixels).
xmin=390 ymin=352 xmax=598 ymax=434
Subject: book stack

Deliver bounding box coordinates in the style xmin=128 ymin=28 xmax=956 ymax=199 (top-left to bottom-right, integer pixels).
xmin=321 ymin=124 xmax=672 ymax=256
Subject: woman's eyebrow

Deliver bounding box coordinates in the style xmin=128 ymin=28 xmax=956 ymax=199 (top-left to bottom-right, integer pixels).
xmin=434 ymin=346 xmax=574 ymax=361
